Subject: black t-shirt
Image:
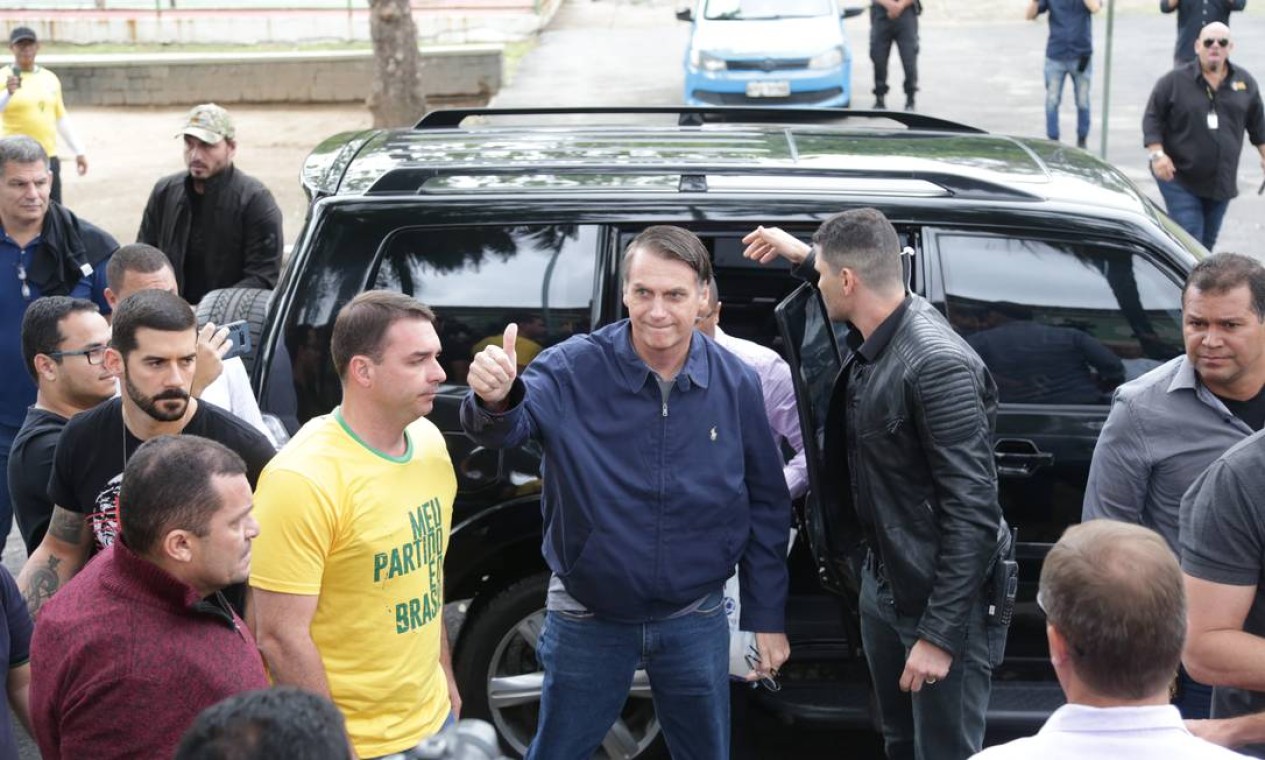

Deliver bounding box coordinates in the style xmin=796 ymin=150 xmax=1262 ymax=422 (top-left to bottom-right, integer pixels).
xmin=1217 ymin=389 xmax=1265 ymax=433
xmin=8 ymin=406 xmax=70 ymax=555
xmin=48 ymin=397 xmax=275 ymax=549
xmin=186 ymin=187 xmax=211 ymax=304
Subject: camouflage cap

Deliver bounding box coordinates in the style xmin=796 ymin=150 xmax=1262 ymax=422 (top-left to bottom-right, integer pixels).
xmin=177 ymin=103 xmax=235 ymax=145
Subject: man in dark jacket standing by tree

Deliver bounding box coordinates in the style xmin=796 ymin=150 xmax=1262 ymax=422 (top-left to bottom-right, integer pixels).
xmin=137 ymin=103 xmax=282 ymax=305
xmin=744 ymin=210 xmax=1010 ymax=760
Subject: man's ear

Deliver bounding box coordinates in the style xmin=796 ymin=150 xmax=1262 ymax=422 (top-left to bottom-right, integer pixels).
xmin=160 ymin=529 xmax=195 ymax=564
xmin=103 ymin=347 xmax=124 ymax=378
xmin=32 ymin=354 xmax=58 ymax=382
xmin=838 ymin=266 xmax=857 ymax=295
xmin=1047 ymin=623 xmax=1070 ymax=667
xmin=348 ymin=355 xmax=374 ymax=388
xmin=104 ymin=287 xmax=118 ymax=312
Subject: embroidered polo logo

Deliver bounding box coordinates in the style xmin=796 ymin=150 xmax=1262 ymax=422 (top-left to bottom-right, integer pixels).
xmin=710 ymin=426 xmax=718 ymax=441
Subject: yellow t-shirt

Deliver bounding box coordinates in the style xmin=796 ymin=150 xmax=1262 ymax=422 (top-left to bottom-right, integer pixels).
xmin=2 ymin=66 xmax=66 ymax=156
xmin=250 ymin=410 xmax=457 ymax=757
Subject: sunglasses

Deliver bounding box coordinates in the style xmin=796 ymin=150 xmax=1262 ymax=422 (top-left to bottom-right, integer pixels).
xmin=1202 ymin=38 xmax=1230 ymax=48
xmin=743 ymin=645 xmax=781 ymax=693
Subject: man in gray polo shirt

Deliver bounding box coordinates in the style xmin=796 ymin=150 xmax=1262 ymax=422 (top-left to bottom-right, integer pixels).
xmin=1181 ymin=431 xmax=1265 ymax=756
xmin=1083 ymin=251 xmax=1265 ymax=716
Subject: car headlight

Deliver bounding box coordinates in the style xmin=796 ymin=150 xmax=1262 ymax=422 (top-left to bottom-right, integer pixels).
xmin=808 ymin=46 xmax=844 ymax=70
xmin=689 ymin=49 xmax=727 ymax=72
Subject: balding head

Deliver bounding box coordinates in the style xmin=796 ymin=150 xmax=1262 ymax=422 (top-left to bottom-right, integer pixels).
xmin=1039 ymin=520 xmax=1185 ymax=701
xmin=1195 ymin=22 xmax=1233 ymax=70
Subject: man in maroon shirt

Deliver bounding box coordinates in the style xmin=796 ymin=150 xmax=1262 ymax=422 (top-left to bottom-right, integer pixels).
xmin=28 ymin=435 xmax=267 ymax=760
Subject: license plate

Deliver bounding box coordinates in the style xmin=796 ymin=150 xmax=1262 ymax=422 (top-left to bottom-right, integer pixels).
xmin=746 ymin=80 xmax=790 ymax=98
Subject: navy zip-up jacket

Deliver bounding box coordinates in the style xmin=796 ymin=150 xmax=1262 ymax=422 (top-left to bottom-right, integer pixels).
xmin=460 ymin=320 xmax=791 ymax=632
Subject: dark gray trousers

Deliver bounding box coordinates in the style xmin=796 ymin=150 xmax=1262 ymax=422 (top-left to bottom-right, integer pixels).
xmin=870 ymin=7 xmax=919 ymax=98
xmin=859 ymin=565 xmax=1003 ymax=760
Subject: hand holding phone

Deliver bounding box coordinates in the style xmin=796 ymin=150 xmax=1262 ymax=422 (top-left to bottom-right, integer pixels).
xmin=220 ymin=320 xmax=252 ymax=361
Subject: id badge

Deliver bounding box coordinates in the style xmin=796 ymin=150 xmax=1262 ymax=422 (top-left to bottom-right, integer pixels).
xmin=1207 ymin=111 xmax=1220 ymax=130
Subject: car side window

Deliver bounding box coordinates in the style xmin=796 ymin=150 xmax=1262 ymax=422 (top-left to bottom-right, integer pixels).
xmin=939 ymin=234 xmax=1184 ymax=405
xmin=373 ymin=224 xmax=598 ymax=385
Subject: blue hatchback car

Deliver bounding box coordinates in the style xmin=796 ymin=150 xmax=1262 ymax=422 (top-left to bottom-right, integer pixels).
xmin=678 ymin=0 xmax=864 ymax=108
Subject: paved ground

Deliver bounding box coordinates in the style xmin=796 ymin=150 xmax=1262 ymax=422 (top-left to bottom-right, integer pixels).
xmin=494 ymin=0 xmax=1265 ymax=254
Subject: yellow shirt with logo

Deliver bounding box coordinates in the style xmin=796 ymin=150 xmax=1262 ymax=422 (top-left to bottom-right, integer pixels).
xmin=2 ymin=66 xmax=66 ymax=156
xmin=250 ymin=410 xmax=457 ymax=757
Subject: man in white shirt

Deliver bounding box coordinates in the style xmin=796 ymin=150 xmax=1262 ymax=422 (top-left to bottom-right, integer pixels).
xmin=104 ymin=243 xmax=275 ymax=446
xmin=972 ymin=519 xmax=1246 ymax=759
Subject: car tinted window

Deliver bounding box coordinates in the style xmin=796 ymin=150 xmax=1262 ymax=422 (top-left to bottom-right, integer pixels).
xmin=373 ymin=224 xmax=598 ymax=386
xmin=940 ymin=234 xmax=1184 ymax=405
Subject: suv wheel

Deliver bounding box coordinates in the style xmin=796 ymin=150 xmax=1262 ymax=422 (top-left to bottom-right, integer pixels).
xmin=455 ymin=573 xmax=667 ymax=759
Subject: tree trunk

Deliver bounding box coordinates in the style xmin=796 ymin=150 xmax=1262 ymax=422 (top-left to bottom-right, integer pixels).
xmin=367 ymin=0 xmax=427 ymax=128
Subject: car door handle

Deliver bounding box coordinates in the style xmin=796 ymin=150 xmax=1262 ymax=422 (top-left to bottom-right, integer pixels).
xmin=993 ymin=439 xmax=1054 ymax=478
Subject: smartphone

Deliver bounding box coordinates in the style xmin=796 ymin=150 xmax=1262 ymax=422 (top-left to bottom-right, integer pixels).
xmin=11 ymin=60 xmax=20 ymax=86
xmin=221 ymin=320 xmax=252 ymax=361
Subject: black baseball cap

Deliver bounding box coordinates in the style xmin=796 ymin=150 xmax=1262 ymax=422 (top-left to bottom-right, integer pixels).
xmin=9 ymin=28 xmax=37 ymax=45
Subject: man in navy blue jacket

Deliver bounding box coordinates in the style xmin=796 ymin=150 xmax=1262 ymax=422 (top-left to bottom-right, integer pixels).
xmin=461 ymin=225 xmax=790 ymax=760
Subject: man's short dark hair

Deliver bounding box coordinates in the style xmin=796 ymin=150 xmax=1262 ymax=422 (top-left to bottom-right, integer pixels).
xmin=106 ymin=243 xmax=174 ymax=293
xmin=119 ymin=436 xmax=247 ymax=557
xmin=812 ymin=208 xmax=903 ymax=292
xmin=1183 ymin=252 xmax=1265 ymax=320
xmin=174 ymin=687 xmax=351 ymax=760
xmin=622 ymin=226 xmax=713 ymax=288
xmin=0 ymin=135 xmax=47 ymax=173
xmin=1039 ymin=520 xmax=1185 ymax=700
xmin=20 ymin=296 xmax=100 ymax=382
xmin=330 ymin=290 xmax=436 ymax=379
xmin=110 ymin=289 xmax=196 ymax=358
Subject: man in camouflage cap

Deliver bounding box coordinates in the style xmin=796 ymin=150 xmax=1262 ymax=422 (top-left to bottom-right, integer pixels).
xmin=137 ymin=103 xmax=282 ymax=305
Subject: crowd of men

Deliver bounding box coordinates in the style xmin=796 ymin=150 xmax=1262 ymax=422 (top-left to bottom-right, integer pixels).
xmin=1 ymin=8 xmax=1265 ymax=760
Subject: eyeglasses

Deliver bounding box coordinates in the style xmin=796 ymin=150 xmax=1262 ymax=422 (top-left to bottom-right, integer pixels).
xmin=1202 ymin=38 xmax=1230 ymax=48
xmin=47 ymin=345 xmax=107 ymax=366
xmin=743 ymin=645 xmax=782 ymax=693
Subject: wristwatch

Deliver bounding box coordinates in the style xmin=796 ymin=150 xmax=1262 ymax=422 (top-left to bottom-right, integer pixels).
xmin=1149 ymin=149 xmax=1166 ymax=163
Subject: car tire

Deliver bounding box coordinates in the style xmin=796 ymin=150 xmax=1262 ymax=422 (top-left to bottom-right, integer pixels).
xmin=454 ymin=573 xmax=668 ymax=759
xmin=194 ymin=287 xmax=272 ymax=375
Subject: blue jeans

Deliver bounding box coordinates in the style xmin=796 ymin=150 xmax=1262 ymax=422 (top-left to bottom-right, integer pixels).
xmin=526 ymin=593 xmax=730 ymax=760
xmin=860 ymin=566 xmax=1003 ymax=760
xmin=1044 ymin=56 xmax=1091 ymax=142
xmin=1157 ymin=177 xmax=1231 ymax=251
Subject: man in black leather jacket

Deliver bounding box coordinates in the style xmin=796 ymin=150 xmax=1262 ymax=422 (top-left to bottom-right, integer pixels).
xmin=744 ymin=209 xmax=1008 ymax=760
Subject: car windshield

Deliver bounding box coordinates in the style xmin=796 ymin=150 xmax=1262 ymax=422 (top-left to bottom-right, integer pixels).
xmin=703 ymin=0 xmax=832 ymax=20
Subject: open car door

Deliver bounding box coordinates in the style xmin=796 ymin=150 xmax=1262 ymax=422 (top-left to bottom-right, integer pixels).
xmin=775 ymin=282 xmax=866 ymax=599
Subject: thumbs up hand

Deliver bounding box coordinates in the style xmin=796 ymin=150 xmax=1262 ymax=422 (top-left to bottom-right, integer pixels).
xmin=469 ymin=323 xmax=519 ymax=410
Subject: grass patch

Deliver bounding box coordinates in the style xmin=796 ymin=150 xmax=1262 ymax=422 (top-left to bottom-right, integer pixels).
xmin=501 ymin=38 xmax=536 ymax=84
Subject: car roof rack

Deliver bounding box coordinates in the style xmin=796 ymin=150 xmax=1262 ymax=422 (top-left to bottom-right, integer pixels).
xmin=414 ymin=106 xmax=986 ymax=134
xmin=365 ymin=161 xmax=1039 ymax=201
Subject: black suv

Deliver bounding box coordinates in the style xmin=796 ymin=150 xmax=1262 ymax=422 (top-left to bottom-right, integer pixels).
xmin=214 ymin=107 xmax=1204 ymax=758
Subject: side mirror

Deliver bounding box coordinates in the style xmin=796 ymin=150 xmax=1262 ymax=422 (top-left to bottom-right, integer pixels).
xmin=676 ymin=8 xmax=695 ymax=21
xmin=842 ymin=6 xmax=865 ymax=18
